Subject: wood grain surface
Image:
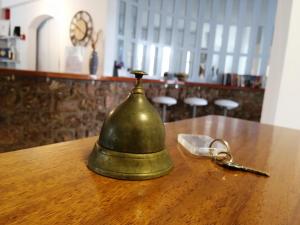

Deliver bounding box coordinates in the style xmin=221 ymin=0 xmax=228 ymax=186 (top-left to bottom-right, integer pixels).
xmin=0 ymin=115 xmax=299 ymax=225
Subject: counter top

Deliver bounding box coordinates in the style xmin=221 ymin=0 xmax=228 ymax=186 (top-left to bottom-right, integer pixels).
xmin=0 ymin=68 xmax=264 ymax=91
xmin=0 ymin=115 xmax=297 ymax=224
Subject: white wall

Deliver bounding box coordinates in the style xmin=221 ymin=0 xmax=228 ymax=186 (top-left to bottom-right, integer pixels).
xmin=104 ymin=0 xmax=118 ymax=76
xmin=261 ymin=0 xmax=300 ymax=130
xmin=5 ymin=0 xmax=117 ymax=75
xmin=1 ymin=0 xmax=39 ymax=8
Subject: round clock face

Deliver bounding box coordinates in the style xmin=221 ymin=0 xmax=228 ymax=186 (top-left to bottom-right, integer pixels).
xmin=70 ymin=11 xmax=93 ymax=46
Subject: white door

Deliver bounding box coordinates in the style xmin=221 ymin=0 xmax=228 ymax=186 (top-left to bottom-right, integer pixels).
xmin=36 ymin=18 xmax=60 ymax=72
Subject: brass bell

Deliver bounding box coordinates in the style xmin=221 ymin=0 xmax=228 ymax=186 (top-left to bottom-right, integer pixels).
xmin=88 ymin=70 xmax=173 ymax=180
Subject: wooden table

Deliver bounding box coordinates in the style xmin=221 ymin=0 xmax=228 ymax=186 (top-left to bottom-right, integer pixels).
xmin=0 ymin=116 xmax=299 ymax=225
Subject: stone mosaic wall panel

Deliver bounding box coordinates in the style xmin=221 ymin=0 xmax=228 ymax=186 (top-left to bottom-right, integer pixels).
xmin=0 ymin=75 xmax=264 ymax=152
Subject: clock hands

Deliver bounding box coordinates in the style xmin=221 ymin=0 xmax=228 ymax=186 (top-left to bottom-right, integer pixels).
xmin=72 ymin=22 xmax=86 ymax=35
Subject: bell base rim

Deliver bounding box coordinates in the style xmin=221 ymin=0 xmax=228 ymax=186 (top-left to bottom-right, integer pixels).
xmin=88 ymin=144 xmax=173 ymax=180
xmin=87 ymin=164 xmax=172 ymax=181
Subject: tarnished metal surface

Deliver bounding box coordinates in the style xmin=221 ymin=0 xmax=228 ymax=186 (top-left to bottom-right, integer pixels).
xmin=88 ymin=71 xmax=173 ymax=180
xmin=88 ymin=143 xmax=172 ymax=180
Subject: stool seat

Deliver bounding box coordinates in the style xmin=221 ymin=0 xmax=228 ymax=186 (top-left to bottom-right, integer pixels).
xmin=184 ymin=97 xmax=208 ymax=106
xmin=214 ymin=99 xmax=239 ymax=110
xmin=184 ymin=97 xmax=208 ymax=118
xmin=152 ymin=96 xmax=177 ymax=122
xmin=152 ymin=96 xmax=177 ymax=106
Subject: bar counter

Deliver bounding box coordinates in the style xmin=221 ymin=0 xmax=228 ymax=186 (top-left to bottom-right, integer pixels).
xmin=0 ymin=69 xmax=264 ymax=152
xmin=0 ymin=116 xmax=299 ymax=225
xmin=0 ymin=68 xmax=264 ymax=92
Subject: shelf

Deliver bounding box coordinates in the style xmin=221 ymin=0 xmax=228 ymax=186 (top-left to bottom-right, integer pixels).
xmin=0 ymin=36 xmax=18 ymax=40
xmin=0 ymin=58 xmax=16 ymax=63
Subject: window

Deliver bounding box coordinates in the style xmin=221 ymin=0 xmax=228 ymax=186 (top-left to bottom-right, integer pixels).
xmin=227 ymin=26 xmax=237 ymax=53
xmin=116 ymin=0 xmax=277 ymax=81
xmin=161 ymin=47 xmax=171 ymax=76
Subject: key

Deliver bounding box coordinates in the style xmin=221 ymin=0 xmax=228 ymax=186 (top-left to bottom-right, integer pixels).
xmin=208 ymin=139 xmax=270 ymax=177
xmin=216 ymin=160 xmax=270 ymax=177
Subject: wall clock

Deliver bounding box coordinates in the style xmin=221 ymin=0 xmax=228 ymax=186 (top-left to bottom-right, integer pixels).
xmin=70 ymin=11 xmax=93 ymax=46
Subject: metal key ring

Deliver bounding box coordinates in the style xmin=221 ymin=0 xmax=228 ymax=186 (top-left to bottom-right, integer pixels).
xmin=214 ymin=151 xmax=233 ymax=163
xmin=208 ymin=139 xmax=231 ymax=157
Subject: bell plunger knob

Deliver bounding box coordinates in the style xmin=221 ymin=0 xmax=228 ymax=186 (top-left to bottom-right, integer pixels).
xmin=131 ymin=70 xmax=148 ymax=94
xmin=131 ymin=70 xmax=148 ymax=79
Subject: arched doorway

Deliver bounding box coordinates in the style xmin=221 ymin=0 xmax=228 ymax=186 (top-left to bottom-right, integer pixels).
xmin=36 ymin=17 xmax=59 ymax=71
xmin=27 ymin=15 xmax=60 ymax=72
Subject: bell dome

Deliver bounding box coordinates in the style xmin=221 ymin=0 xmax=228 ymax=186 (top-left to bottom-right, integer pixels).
xmin=99 ymin=86 xmax=165 ymax=153
xmin=88 ymin=71 xmax=173 ymax=180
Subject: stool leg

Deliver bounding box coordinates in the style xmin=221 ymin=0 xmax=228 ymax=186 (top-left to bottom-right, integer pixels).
xmin=224 ymin=108 xmax=228 ymax=117
xmin=192 ymin=106 xmax=197 ymax=118
xmin=162 ymin=105 xmax=167 ymax=122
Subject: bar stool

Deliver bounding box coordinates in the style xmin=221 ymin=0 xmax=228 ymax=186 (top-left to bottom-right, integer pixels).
xmin=214 ymin=99 xmax=239 ymax=116
xmin=184 ymin=97 xmax=208 ymax=118
xmin=152 ymin=96 xmax=177 ymax=122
